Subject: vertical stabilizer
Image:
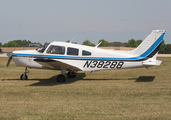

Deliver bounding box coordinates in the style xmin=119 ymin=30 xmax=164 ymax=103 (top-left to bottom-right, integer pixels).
xmin=129 ymin=30 xmax=165 ymax=59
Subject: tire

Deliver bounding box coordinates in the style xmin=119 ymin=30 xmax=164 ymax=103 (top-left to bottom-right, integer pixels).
xmin=57 ymin=74 xmax=66 ymax=83
xmin=20 ymin=74 xmax=28 ymax=80
xmin=67 ymin=71 xmax=76 ymax=78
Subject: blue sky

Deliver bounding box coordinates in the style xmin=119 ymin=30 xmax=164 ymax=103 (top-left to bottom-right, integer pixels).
xmin=0 ymin=0 xmax=171 ymax=45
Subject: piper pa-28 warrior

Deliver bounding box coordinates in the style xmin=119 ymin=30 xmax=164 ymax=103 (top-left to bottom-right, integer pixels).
xmin=7 ymin=30 xmax=165 ymax=83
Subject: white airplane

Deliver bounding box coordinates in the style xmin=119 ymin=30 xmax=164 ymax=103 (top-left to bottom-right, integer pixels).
xmin=7 ymin=30 xmax=165 ymax=83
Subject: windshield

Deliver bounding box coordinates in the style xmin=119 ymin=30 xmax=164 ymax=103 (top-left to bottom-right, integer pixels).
xmin=36 ymin=42 xmax=50 ymax=53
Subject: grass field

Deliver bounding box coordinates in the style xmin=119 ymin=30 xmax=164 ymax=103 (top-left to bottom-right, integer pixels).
xmin=0 ymin=57 xmax=171 ymax=120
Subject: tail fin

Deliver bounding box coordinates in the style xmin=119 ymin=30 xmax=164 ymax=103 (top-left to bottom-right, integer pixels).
xmin=129 ymin=30 xmax=166 ymax=59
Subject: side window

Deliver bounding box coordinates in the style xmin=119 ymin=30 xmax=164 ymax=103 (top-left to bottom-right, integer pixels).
xmin=46 ymin=45 xmax=65 ymax=55
xmin=82 ymin=50 xmax=91 ymax=56
xmin=67 ymin=47 xmax=79 ymax=56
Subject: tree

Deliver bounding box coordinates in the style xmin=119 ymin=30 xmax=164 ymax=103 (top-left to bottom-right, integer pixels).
xmin=2 ymin=40 xmax=42 ymax=47
xmin=110 ymin=42 xmax=125 ymax=47
xmin=165 ymin=44 xmax=171 ymax=54
xmin=31 ymin=42 xmax=42 ymax=46
xmin=159 ymin=40 xmax=165 ymax=54
xmin=136 ymin=40 xmax=142 ymax=46
xmin=125 ymin=39 xmax=137 ymax=47
xmin=0 ymin=42 xmax=2 ymax=47
xmin=158 ymin=40 xmax=171 ymax=54
xmin=98 ymin=39 xmax=110 ymax=47
xmin=82 ymin=40 xmax=95 ymax=46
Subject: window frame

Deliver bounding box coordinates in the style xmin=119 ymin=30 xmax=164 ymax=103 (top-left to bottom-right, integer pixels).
xmin=46 ymin=45 xmax=65 ymax=55
xmin=82 ymin=50 xmax=91 ymax=56
xmin=67 ymin=47 xmax=79 ymax=56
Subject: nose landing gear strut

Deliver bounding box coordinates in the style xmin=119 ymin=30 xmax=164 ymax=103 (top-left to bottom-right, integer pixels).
xmin=20 ymin=67 xmax=29 ymax=80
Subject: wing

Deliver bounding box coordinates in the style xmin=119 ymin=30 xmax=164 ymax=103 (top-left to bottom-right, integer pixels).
xmin=34 ymin=58 xmax=81 ymax=71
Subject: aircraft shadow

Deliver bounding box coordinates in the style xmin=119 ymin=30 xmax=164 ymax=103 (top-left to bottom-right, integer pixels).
xmin=83 ymin=76 xmax=155 ymax=82
xmin=135 ymin=76 xmax=155 ymax=82
xmin=29 ymin=75 xmax=155 ymax=86
xmin=82 ymin=78 xmax=137 ymax=81
xmin=29 ymin=73 xmax=87 ymax=86
xmin=1 ymin=75 xmax=155 ymax=86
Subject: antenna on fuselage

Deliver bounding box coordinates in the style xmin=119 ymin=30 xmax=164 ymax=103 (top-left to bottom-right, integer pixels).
xmin=69 ymin=34 xmax=78 ymax=43
xmin=95 ymin=41 xmax=102 ymax=48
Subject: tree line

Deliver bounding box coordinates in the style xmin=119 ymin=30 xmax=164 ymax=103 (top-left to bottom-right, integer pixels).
xmin=0 ymin=39 xmax=170 ymax=54
xmin=82 ymin=39 xmax=143 ymax=47
xmin=0 ymin=40 xmax=42 ymax=47
xmin=159 ymin=40 xmax=171 ymax=54
xmin=82 ymin=39 xmax=170 ymax=54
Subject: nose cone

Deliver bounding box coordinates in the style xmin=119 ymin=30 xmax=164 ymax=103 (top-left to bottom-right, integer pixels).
xmin=7 ymin=52 xmax=13 ymax=57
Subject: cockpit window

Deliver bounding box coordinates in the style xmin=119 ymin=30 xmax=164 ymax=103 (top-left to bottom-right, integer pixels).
xmin=46 ymin=45 xmax=65 ymax=54
xmin=82 ymin=50 xmax=91 ymax=56
xmin=67 ymin=47 xmax=79 ymax=56
xmin=36 ymin=43 xmax=50 ymax=53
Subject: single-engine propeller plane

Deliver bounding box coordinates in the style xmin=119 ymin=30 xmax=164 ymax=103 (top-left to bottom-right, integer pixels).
xmin=7 ymin=30 xmax=165 ymax=82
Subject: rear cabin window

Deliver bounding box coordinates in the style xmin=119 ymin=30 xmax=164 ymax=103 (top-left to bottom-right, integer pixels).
xmin=46 ymin=45 xmax=65 ymax=55
xmin=82 ymin=50 xmax=91 ymax=56
xmin=67 ymin=47 xmax=79 ymax=56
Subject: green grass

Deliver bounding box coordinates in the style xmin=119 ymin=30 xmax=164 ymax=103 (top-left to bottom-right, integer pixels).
xmin=0 ymin=57 xmax=171 ymax=120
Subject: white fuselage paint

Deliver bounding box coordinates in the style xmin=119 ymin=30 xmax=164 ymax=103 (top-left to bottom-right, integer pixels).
xmin=11 ymin=42 xmax=156 ymax=72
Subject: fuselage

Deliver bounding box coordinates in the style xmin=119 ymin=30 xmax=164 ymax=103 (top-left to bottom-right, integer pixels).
xmin=11 ymin=41 xmax=154 ymax=72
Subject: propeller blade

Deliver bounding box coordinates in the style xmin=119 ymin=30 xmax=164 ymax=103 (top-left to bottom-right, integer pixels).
xmin=6 ymin=52 xmax=13 ymax=67
xmin=7 ymin=56 xmax=12 ymax=67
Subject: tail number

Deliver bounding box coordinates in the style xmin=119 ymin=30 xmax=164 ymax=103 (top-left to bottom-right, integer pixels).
xmin=83 ymin=61 xmax=124 ymax=69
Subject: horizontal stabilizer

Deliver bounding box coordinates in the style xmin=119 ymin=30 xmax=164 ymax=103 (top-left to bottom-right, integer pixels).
xmin=142 ymin=60 xmax=162 ymax=67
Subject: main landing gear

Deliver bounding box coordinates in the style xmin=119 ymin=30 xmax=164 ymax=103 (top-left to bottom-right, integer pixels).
xmin=67 ymin=71 xmax=76 ymax=78
xmin=20 ymin=67 xmax=29 ymax=80
xmin=20 ymin=68 xmax=77 ymax=83
xmin=56 ymin=70 xmax=77 ymax=83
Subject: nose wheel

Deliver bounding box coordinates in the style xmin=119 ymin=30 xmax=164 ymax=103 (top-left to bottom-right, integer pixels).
xmin=20 ymin=74 xmax=28 ymax=80
xmin=20 ymin=67 xmax=29 ymax=80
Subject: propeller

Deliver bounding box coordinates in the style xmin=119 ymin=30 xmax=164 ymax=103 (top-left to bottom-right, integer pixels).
xmin=7 ymin=46 xmax=16 ymax=67
xmin=6 ymin=52 xmax=13 ymax=67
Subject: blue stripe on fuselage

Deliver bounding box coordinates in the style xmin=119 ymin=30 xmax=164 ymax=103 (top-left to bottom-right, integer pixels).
xmin=12 ymin=53 xmax=143 ymax=61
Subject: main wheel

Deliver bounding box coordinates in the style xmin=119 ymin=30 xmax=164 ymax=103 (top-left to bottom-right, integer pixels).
xmin=57 ymin=74 xmax=66 ymax=83
xmin=20 ymin=74 xmax=28 ymax=80
xmin=67 ymin=71 xmax=76 ymax=78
